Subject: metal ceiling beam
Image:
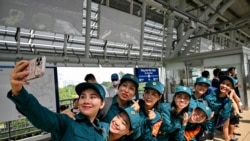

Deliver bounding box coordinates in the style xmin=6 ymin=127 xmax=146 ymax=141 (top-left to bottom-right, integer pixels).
xmin=0 ymin=53 xmax=162 ymax=67
xmin=197 ymin=0 xmax=223 ymax=21
xmin=188 ymin=24 xmax=250 ymax=39
xmin=209 ymin=0 xmax=236 ymax=24
xmin=155 ymin=0 xmax=208 ymax=26
xmin=183 ymin=0 xmax=236 ymax=55
xmin=182 ymin=0 xmax=222 ymax=55
xmin=205 ymin=7 xmax=250 ymax=39
xmin=164 ymin=46 xmax=246 ymax=63
xmin=140 ymin=0 xmax=208 ymax=28
xmin=211 ymin=13 xmax=250 ymax=27
xmin=195 ymin=0 xmax=226 ymax=20
xmin=171 ymin=28 xmax=195 ymax=57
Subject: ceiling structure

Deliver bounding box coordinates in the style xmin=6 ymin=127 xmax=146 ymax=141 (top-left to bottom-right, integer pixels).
xmin=0 ymin=0 xmax=249 ymax=67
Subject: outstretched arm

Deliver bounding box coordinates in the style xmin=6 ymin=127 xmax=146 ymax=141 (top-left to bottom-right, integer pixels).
xmin=8 ymin=60 xmax=67 ymax=135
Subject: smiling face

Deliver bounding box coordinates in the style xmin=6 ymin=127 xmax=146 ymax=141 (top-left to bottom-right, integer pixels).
xmin=189 ymin=108 xmax=207 ymax=123
xmin=109 ymin=112 xmax=133 ymax=138
xmin=118 ymin=80 xmax=137 ymax=101
xmin=143 ymin=88 xmax=162 ymax=109
xmin=194 ymin=83 xmax=208 ymax=96
xmin=219 ymin=79 xmax=233 ymax=95
xmin=174 ymin=93 xmax=190 ymax=111
xmin=78 ymin=88 xmax=104 ymax=119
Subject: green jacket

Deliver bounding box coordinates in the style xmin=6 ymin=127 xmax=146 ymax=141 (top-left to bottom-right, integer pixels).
xmin=102 ymin=95 xmax=133 ymax=123
xmin=134 ymin=100 xmax=162 ymax=141
xmin=203 ymin=90 xmax=232 ymax=132
xmin=7 ymin=88 xmax=109 ymax=141
xmin=137 ymin=102 xmax=186 ymax=141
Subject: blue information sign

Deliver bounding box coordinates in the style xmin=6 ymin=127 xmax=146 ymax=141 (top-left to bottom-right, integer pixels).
xmin=135 ymin=68 xmax=159 ymax=82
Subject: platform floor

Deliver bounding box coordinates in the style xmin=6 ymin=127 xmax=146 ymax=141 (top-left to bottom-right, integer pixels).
xmin=213 ymin=110 xmax=250 ymax=141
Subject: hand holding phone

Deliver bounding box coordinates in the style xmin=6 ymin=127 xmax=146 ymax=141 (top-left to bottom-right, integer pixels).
xmin=25 ymin=56 xmax=46 ymax=81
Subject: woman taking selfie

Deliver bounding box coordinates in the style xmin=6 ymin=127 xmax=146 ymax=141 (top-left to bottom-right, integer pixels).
xmin=7 ymin=60 xmax=109 ymax=141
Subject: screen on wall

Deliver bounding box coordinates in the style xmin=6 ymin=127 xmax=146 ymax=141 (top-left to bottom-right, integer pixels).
xmin=98 ymin=5 xmax=141 ymax=45
xmin=0 ymin=66 xmax=59 ymax=122
xmin=134 ymin=68 xmax=159 ymax=83
xmin=0 ymin=0 xmax=83 ymax=35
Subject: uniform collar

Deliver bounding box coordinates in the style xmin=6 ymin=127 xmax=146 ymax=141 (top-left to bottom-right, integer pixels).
xmin=75 ymin=113 xmax=102 ymax=130
xmin=191 ymin=94 xmax=204 ymax=101
xmin=113 ymin=95 xmax=133 ymax=107
xmin=75 ymin=113 xmax=88 ymax=121
xmin=112 ymin=95 xmax=118 ymax=104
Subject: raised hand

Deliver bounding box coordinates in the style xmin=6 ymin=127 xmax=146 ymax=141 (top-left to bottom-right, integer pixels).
xmin=10 ymin=60 xmax=30 ymax=95
xmin=228 ymin=89 xmax=236 ymax=99
xmin=131 ymin=100 xmax=140 ymax=112
xmin=182 ymin=112 xmax=189 ymax=126
xmin=148 ymin=108 xmax=156 ymax=120
xmin=237 ymin=83 xmax=242 ymax=88
xmin=207 ymin=111 xmax=214 ymax=120
xmin=61 ymin=109 xmax=76 ymax=120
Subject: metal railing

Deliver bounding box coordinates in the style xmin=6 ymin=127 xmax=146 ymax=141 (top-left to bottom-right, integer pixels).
xmin=0 ymin=98 xmax=75 ymax=141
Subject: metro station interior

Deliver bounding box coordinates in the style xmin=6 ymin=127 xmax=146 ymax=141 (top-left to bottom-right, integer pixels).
xmin=0 ymin=0 xmax=250 ymax=140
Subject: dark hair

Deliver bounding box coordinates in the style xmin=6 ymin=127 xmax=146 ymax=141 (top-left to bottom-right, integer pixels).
xmin=228 ymin=67 xmax=235 ymax=72
xmin=171 ymin=103 xmax=189 ymax=119
xmin=73 ymin=98 xmax=78 ymax=103
xmin=213 ymin=68 xmax=221 ymax=76
xmin=219 ymin=71 xmax=229 ymax=78
xmin=120 ymin=112 xmax=133 ymax=131
xmin=60 ymin=105 xmax=69 ymax=111
xmin=119 ymin=79 xmax=138 ymax=92
xmin=170 ymin=94 xmax=189 ymax=119
xmin=201 ymin=70 xmax=210 ymax=78
xmin=142 ymin=91 xmax=162 ymax=110
xmin=144 ymin=88 xmax=161 ymax=96
xmin=84 ymin=73 xmax=96 ymax=82
xmin=196 ymin=107 xmax=208 ymax=119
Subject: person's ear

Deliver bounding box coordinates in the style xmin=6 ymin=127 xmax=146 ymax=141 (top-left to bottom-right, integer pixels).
xmin=100 ymin=101 xmax=105 ymax=109
xmin=158 ymin=95 xmax=162 ymax=101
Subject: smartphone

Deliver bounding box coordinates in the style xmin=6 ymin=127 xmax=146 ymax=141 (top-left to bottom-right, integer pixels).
xmin=25 ymin=56 xmax=46 ymax=81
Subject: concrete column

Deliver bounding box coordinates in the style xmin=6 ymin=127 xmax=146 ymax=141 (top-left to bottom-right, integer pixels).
xmin=139 ymin=2 xmax=146 ymax=61
xmin=229 ymin=30 xmax=235 ymax=48
xmin=85 ymin=0 xmax=92 ymax=59
xmin=165 ymin=12 xmax=175 ymax=57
